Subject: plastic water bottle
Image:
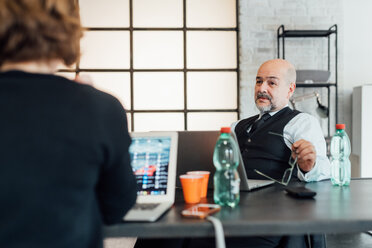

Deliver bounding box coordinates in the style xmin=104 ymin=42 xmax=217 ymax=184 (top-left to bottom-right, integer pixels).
xmin=213 ymin=127 xmax=240 ymax=207
xmin=330 ymin=124 xmax=351 ymax=186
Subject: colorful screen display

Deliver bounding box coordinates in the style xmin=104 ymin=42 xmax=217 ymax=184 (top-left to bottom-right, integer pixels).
xmin=129 ymin=136 xmax=171 ymax=196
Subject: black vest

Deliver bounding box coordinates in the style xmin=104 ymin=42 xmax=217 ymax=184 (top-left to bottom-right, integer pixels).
xmin=234 ymin=107 xmax=300 ymax=180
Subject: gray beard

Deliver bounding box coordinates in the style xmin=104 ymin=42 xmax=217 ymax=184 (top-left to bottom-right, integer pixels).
xmin=255 ymin=92 xmax=275 ymax=113
xmin=255 ymin=102 xmax=275 ymax=113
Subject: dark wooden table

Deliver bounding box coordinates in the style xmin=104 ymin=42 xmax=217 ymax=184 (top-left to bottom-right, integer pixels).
xmin=104 ymin=179 xmax=372 ymax=238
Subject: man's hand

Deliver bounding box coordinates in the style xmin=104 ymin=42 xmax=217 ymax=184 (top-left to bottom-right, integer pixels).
xmin=291 ymin=139 xmax=316 ymax=172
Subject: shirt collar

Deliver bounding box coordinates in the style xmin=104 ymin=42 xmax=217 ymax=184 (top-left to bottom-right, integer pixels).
xmin=258 ymin=105 xmax=289 ymax=119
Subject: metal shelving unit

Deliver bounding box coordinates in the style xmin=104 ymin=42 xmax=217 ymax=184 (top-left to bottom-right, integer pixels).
xmin=277 ymin=24 xmax=338 ymax=137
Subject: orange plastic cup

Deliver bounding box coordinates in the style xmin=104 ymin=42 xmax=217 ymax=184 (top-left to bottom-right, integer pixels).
xmin=179 ymin=174 xmax=203 ymax=204
xmin=187 ymin=171 xmax=210 ymax=198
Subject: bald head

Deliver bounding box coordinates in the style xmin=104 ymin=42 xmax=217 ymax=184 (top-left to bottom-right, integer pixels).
xmin=258 ymin=59 xmax=296 ymax=85
xmin=254 ymin=59 xmax=297 ymax=112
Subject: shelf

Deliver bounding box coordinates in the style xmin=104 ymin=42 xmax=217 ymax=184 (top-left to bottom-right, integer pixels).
xmin=278 ymin=30 xmax=336 ymax=38
xmin=297 ymin=70 xmax=331 ymax=83
xmin=296 ymin=83 xmax=336 ymax=88
xmin=277 ymin=24 xmax=338 ymax=137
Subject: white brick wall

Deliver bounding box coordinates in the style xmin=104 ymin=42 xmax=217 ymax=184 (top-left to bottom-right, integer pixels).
xmin=238 ymin=0 xmax=343 ymax=137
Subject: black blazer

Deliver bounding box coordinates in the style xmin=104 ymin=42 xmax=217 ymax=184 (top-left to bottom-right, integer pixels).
xmin=0 ymin=71 xmax=137 ymax=248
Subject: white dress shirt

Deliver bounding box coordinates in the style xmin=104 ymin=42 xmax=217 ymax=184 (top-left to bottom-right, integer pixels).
xmin=232 ymin=107 xmax=331 ymax=182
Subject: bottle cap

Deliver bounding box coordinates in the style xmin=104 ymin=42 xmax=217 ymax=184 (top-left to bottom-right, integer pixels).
xmin=220 ymin=127 xmax=231 ymax=133
xmin=336 ymin=124 xmax=345 ymax=130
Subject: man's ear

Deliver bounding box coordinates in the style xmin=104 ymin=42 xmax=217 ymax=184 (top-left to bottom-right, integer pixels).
xmin=288 ymin=82 xmax=296 ymax=98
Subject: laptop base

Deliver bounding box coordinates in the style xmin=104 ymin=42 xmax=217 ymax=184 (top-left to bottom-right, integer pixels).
xmin=124 ymin=202 xmax=173 ymax=222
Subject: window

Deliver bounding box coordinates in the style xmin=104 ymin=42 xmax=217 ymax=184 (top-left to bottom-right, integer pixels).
xmin=59 ymin=0 xmax=239 ymax=131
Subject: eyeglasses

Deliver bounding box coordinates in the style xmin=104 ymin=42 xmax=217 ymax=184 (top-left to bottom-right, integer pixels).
xmin=254 ymin=131 xmax=297 ymax=186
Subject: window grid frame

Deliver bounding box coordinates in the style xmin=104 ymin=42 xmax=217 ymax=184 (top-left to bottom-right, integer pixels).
xmin=61 ymin=0 xmax=240 ymax=131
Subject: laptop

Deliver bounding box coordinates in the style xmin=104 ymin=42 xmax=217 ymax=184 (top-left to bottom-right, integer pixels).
xmin=123 ymin=131 xmax=178 ymax=222
xmin=176 ymin=131 xmax=219 ymax=189
xmin=176 ymin=131 xmax=273 ymax=191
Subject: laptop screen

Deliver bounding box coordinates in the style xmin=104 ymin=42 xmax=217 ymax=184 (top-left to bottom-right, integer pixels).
xmin=129 ymin=136 xmax=171 ymax=196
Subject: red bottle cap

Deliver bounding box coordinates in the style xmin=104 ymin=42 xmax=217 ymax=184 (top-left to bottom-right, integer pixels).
xmin=220 ymin=127 xmax=231 ymax=133
xmin=336 ymin=124 xmax=345 ymax=130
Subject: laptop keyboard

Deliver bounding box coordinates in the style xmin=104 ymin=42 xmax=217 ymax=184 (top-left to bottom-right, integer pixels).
xmin=132 ymin=203 xmax=160 ymax=211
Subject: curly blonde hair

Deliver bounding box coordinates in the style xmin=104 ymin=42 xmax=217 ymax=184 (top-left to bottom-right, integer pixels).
xmin=0 ymin=0 xmax=83 ymax=66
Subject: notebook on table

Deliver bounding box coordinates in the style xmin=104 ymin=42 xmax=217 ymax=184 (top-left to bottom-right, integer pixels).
xmin=176 ymin=130 xmax=273 ymax=191
xmin=123 ymin=131 xmax=178 ymax=222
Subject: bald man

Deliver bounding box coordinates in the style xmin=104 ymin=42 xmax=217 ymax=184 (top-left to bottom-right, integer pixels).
xmin=216 ymin=59 xmax=330 ymax=248
xmin=232 ymin=59 xmax=330 ymax=183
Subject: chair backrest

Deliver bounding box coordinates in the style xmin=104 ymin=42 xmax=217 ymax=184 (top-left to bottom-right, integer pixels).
xmin=278 ymin=234 xmax=326 ymax=248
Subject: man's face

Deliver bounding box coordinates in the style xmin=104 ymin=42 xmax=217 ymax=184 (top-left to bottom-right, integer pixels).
xmin=254 ymin=62 xmax=294 ymax=113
